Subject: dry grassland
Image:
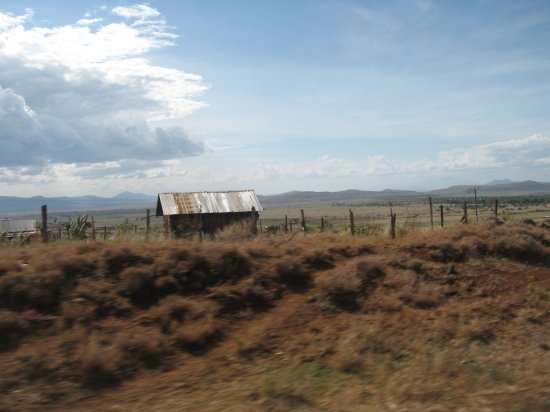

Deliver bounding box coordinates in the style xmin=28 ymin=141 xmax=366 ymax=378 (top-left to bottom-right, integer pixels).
xmin=0 ymin=220 xmax=549 ymax=411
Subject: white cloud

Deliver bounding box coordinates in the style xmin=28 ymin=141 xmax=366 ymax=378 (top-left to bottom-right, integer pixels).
xmin=438 ymin=134 xmax=550 ymax=170
xmin=112 ymin=5 xmax=160 ymax=20
xmin=0 ymin=5 xmax=207 ymax=178
xmin=76 ymin=18 xmax=103 ymax=26
xmin=245 ymin=134 xmax=550 ymax=182
xmin=0 ymin=8 xmax=32 ymax=30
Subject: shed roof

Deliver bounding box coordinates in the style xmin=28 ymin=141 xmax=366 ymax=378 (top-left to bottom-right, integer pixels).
xmin=156 ymin=190 xmax=263 ymax=216
xmin=0 ymin=219 xmax=37 ymax=233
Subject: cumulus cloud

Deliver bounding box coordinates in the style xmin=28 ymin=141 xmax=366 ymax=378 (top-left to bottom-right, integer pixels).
xmin=247 ymin=134 xmax=550 ymax=182
xmin=112 ymin=5 xmax=160 ymax=20
xmin=0 ymin=5 xmax=207 ymax=176
xmin=437 ymin=134 xmax=550 ymax=170
xmin=0 ymin=8 xmax=32 ymax=29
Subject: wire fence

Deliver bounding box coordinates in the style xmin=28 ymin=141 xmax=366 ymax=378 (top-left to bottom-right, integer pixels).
xmin=4 ymin=197 xmax=549 ymax=244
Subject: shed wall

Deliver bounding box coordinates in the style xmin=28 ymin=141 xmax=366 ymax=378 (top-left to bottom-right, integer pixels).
xmin=166 ymin=211 xmax=258 ymax=237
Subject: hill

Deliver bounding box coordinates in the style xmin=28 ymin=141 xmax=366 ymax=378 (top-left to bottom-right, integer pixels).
xmin=1 ymin=181 xmax=549 ymax=215
xmin=428 ymin=180 xmax=550 ymax=197
xmin=258 ymin=181 xmax=550 ymax=206
xmin=0 ymin=193 xmax=156 ymax=214
xmin=258 ymin=189 xmax=424 ymax=206
xmin=0 ymin=221 xmax=548 ymax=411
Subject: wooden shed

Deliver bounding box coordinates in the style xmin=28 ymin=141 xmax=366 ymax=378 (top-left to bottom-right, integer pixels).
xmin=156 ymin=190 xmax=263 ymax=237
xmin=0 ymin=219 xmax=38 ymax=239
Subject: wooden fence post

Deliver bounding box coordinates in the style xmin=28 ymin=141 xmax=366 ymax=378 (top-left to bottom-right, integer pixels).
xmin=301 ymin=209 xmax=306 ymax=235
xmin=349 ymin=209 xmax=355 ymax=236
xmin=390 ymin=209 xmax=396 ymax=239
xmin=251 ymin=207 xmax=258 ymax=236
xmin=284 ymin=215 xmax=288 ymax=233
xmin=440 ymin=205 xmax=444 ymax=227
xmin=91 ymin=216 xmax=96 ymax=240
xmin=473 ymin=188 xmax=479 ymax=222
xmin=146 ymin=209 xmax=150 ymax=241
xmin=429 ymin=197 xmax=434 ymax=230
xmin=462 ymin=202 xmax=468 ymax=224
xmin=494 ymin=199 xmax=498 ymax=218
xmin=103 ymin=226 xmax=107 ymax=241
xmin=289 ymin=219 xmax=293 ymax=232
xmin=41 ymin=205 xmax=48 ymax=243
xmin=321 ymin=217 xmax=325 ymax=232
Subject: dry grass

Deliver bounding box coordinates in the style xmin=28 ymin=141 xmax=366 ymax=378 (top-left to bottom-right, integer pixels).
xmin=0 ymin=221 xmax=548 ymax=411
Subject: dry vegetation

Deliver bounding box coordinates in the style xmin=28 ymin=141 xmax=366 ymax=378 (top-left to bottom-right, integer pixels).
xmin=0 ymin=220 xmax=549 ymax=411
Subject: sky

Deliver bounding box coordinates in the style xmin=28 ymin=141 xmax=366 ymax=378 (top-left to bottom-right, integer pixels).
xmin=0 ymin=0 xmax=549 ymax=197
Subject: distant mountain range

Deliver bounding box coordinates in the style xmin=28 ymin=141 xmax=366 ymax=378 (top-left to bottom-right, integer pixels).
xmin=1 ymin=180 xmax=549 ymax=215
xmin=0 ymin=193 xmax=156 ymax=215
xmin=258 ymin=180 xmax=550 ymax=206
xmin=427 ymin=180 xmax=550 ymax=198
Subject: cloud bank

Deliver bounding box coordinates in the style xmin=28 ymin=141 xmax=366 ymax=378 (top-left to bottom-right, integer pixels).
xmin=249 ymin=134 xmax=550 ymax=181
xmin=0 ymin=5 xmax=207 ymax=172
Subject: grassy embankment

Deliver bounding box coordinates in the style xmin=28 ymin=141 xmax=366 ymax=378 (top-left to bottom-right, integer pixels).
xmin=0 ymin=220 xmax=549 ymax=411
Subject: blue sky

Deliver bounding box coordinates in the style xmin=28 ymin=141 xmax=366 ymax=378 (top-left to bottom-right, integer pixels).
xmin=0 ymin=1 xmax=549 ymax=196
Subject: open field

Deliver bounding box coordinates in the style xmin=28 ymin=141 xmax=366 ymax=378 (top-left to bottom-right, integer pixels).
xmin=6 ymin=195 xmax=550 ymax=241
xmin=0 ymin=220 xmax=549 ymax=411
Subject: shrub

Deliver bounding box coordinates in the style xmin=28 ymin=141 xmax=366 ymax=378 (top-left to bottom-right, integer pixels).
xmin=318 ymin=271 xmax=361 ymax=311
xmin=115 ymin=327 xmax=172 ymax=370
xmin=0 ymin=270 xmax=65 ymax=313
xmin=0 ymin=311 xmax=29 ymax=351
xmin=104 ymin=246 xmax=153 ymax=277
xmin=147 ymin=295 xmax=197 ymax=333
xmin=118 ymin=267 xmax=156 ymax=307
xmin=273 ymin=260 xmax=313 ymax=292
xmin=217 ymin=249 xmax=251 ymax=283
xmin=61 ymin=299 xmax=97 ymax=326
xmin=174 ymin=321 xmax=223 ymax=355
xmin=210 ymin=286 xmax=273 ymax=316
xmin=57 ymin=256 xmax=98 ymax=281
xmin=75 ymin=343 xmax=122 ymax=388
xmin=61 ymin=215 xmax=91 ymax=240
xmin=318 ymin=261 xmax=385 ymax=311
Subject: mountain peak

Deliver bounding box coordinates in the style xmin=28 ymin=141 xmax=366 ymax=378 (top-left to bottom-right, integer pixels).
xmin=112 ymin=192 xmax=151 ymax=200
xmin=486 ymin=179 xmax=515 ymax=185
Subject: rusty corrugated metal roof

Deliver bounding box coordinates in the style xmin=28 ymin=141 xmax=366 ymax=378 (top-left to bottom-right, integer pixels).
xmin=0 ymin=219 xmax=38 ymax=233
xmin=156 ymin=190 xmax=263 ymax=216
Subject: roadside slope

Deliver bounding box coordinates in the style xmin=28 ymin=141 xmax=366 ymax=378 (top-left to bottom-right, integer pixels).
xmin=0 ymin=221 xmax=549 ymax=411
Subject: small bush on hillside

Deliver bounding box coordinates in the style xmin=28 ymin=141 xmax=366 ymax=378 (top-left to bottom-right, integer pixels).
xmin=118 ymin=267 xmax=156 ymax=307
xmin=318 ymin=261 xmax=385 ymax=311
xmin=61 ymin=299 xmax=97 ymax=326
xmin=0 ymin=311 xmax=29 ymax=351
xmin=0 ymin=270 xmax=65 ymax=313
xmin=71 ymin=279 xmax=133 ymax=319
xmin=174 ymin=320 xmax=223 ymax=355
xmin=490 ymin=235 xmax=549 ymax=265
xmin=75 ymin=343 xmax=122 ymax=388
xmin=57 ymin=256 xmax=98 ymax=280
xmin=302 ymin=251 xmax=335 ymax=271
xmin=104 ymin=246 xmax=153 ymax=277
xmin=147 ymin=296 xmax=198 ymax=333
xmin=273 ymin=260 xmax=313 ymax=292
xmin=115 ymin=327 xmax=172 ymax=370
xmin=210 ymin=286 xmax=273 ymax=316
xmin=217 ymin=249 xmax=251 ymax=283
